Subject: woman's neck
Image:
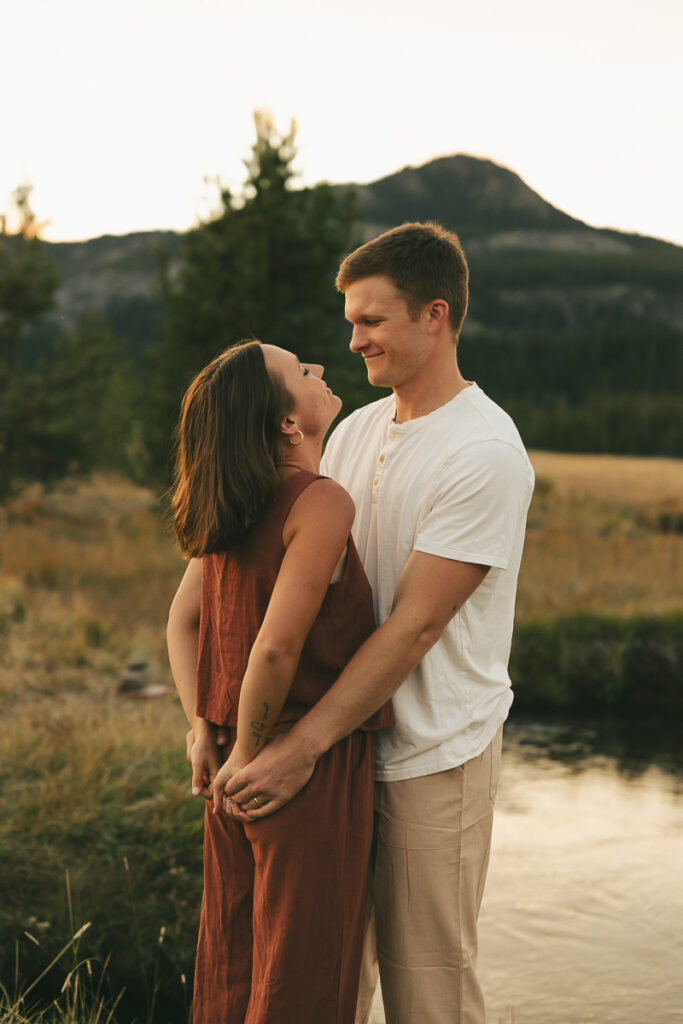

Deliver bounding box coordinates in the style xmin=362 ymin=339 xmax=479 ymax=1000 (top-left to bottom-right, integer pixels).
xmin=278 ymin=442 xmax=322 ymax=480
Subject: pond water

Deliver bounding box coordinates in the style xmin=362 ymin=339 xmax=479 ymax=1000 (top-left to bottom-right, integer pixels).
xmin=369 ymin=715 xmax=683 ymax=1024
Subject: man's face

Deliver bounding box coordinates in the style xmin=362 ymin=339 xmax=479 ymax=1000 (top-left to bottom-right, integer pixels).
xmin=344 ymin=275 xmax=432 ymax=389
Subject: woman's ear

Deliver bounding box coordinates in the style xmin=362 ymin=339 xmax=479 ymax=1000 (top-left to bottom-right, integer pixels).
xmin=279 ymin=416 xmax=300 ymax=440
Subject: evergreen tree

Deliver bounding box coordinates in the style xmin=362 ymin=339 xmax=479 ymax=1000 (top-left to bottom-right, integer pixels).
xmin=4 ymin=313 xmax=143 ymax=490
xmin=148 ymin=111 xmax=360 ymax=475
xmin=0 ymin=185 xmax=60 ymax=495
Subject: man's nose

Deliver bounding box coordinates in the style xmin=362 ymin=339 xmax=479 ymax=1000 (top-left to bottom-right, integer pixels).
xmin=349 ymin=327 xmax=367 ymax=353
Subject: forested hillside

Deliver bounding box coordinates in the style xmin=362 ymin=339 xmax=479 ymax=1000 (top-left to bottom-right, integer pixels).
xmin=17 ymin=153 xmax=683 ymax=461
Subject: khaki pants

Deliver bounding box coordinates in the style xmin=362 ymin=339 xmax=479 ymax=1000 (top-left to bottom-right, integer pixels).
xmin=356 ymin=727 xmax=503 ymax=1024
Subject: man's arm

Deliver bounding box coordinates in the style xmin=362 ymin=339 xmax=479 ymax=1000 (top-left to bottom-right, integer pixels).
xmin=226 ymin=550 xmax=488 ymax=815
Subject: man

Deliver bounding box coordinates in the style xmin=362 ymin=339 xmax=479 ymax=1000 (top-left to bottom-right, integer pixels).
xmin=226 ymin=221 xmax=534 ymax=1023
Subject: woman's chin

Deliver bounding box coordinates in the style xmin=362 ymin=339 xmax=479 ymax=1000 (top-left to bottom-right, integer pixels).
xmin=324 ymin=397 xmax=343 ymax=433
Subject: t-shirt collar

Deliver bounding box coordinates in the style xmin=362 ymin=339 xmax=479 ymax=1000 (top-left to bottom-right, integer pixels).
xmin=389 ymin=382 xmax=478 ymax=432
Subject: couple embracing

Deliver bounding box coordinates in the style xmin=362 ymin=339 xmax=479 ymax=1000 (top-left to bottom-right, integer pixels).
xmin=167 ymin=221 xmax=534 ymax=1024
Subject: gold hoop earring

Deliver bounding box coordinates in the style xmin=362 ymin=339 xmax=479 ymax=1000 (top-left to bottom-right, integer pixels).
xmin=288 ymin=429 xmax=304 ymax=446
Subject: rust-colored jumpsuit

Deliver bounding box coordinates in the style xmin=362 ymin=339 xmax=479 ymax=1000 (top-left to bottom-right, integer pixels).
xmin=193 ymin=471 xmax=393 ymax=1024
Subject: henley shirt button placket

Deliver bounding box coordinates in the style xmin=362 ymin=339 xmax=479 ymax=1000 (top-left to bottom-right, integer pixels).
xmin=372 ymin=449 xmax=389 ymax=503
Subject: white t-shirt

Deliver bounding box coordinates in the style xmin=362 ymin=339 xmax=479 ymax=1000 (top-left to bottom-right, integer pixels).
xmin=320 ymin=383 xmax=534 ymax=781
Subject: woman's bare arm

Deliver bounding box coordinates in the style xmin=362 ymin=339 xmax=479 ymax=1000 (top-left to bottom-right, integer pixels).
xmin=167 ymin=557 xmax=203 ymax=727
xmin=211 ymin=478 xmax=354 ymax=812
xmin=167 ymin=557 xmax=221 ymax=797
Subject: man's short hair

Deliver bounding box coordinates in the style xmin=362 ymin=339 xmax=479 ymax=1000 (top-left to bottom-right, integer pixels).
xmin=336 ymin=221 xmax=469 ymax=338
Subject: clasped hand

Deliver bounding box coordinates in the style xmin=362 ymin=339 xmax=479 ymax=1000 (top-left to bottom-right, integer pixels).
xmin=185 ymin=728 xmax=259 ymax=820
xmin=185 ymin=725 xmax=317 ymax=820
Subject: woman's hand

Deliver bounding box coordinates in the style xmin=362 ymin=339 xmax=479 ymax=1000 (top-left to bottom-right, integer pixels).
xmin=189 ymin=721 xmax=222 ymax=801
xmin=212 ymin=745 xmax=260 ymax=819
xmin=186 ymin=726 xmax=230 ymax=765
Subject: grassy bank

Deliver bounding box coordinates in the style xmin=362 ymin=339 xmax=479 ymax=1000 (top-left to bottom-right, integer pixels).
xmin=1 ymin=455 xmax=681 ymax=1020
xmin=512 ymin=612 xmax=683 ymax=711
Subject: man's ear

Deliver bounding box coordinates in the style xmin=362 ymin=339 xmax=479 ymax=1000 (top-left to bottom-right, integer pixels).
xmin=426 ymin=299 xmax=450 ymax=331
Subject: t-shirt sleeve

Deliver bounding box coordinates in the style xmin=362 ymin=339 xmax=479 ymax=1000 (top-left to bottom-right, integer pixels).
xmin=414 ymin=440 xmax=533 ymax=570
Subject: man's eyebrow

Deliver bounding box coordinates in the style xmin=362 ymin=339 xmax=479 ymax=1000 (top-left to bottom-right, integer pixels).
xmin=346 ymin=309 xmax=382 ymax=322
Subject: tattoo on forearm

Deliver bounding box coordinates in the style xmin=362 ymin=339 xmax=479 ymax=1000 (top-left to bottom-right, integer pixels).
xmin=250 ymin=701 xmax=270 ymax=748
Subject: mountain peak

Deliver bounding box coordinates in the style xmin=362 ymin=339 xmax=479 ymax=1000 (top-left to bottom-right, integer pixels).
xmin=354 ymin=153 xmax=582 ymax=238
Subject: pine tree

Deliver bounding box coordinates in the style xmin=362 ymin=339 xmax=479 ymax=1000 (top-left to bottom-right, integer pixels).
xmin=4 ymin=313 xmax=142 ymax=490
xmin=148 ymin=111 xmax=360 ymax=476
xmin=0 ymin=186 xmax=60 ymax=495
xmin=0 ymin=188 xmax=143 ymax=493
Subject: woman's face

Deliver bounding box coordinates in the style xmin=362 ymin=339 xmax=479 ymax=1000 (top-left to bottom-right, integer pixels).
xmin=262 ymin=344 xmax=342 ymax=439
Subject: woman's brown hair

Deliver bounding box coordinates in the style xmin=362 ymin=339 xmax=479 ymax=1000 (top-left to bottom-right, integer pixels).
xmin=171 ymin=340 xmax=294 ymax=558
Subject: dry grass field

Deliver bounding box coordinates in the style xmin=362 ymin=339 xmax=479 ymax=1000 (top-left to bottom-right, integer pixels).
xmin=1 ymin=454 xmax=681 ymax=710
xmin=518 ymin=451 xmax=683 ymax=618
xmin=530 ymin=450 xmax=683 ymax=506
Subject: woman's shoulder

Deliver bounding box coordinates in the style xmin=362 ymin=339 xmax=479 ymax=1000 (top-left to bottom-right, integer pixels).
xmin=279 ymin=469 xmax=353 ymax=502
xmin=284 ymin=473 xmax=355 ymax=538
xmin=292 ymin=473 xmax=354 ymax=511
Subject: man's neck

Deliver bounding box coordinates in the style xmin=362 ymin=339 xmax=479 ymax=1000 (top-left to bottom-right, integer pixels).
xmin=393 ymin=366 xmax=471 ymax=424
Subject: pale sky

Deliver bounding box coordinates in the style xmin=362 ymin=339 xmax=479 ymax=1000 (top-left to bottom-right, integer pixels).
xmin=3 ymin=0 xmax=682 ymax=245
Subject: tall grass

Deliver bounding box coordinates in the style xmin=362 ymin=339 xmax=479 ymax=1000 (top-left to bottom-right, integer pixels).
xmin=1 ymin=873 xmax=120 ymax=1024
xmin=0 ymin=477 xmax=198 ymax=1022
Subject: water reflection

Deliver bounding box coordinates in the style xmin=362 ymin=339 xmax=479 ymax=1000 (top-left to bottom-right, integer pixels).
xmin=506 ymin=713 xmax=683 ymax=783
xmin=480 ymin=716 xmax=683 ymax=1024
xmin=369 ymin=715 xmax=683 ymax=1024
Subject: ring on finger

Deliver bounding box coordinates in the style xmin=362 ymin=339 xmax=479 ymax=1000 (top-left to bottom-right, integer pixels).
xmin=252 ymin=796 xmax=262 ymax=808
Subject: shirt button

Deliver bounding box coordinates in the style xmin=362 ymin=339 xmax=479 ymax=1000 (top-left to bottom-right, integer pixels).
xmin=379 ymin=455 xmax=385 ymax=463
xmin=373 ymin=478 xmax=379 ymax=485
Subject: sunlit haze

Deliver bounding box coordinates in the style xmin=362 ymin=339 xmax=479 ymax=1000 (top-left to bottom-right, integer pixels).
xmin=3 ymin=0 xmax=682 ymax=244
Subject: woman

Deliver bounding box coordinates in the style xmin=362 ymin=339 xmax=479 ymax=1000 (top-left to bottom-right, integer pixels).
xmin=166 ymin=340 xmax=392 ymax=1024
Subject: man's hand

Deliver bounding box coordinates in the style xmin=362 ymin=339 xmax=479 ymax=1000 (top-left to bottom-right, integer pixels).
xmin=225 ymin=728 xmax=317 ymax=819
